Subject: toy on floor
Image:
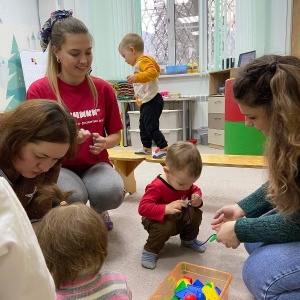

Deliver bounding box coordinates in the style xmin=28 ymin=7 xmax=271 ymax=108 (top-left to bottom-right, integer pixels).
xmin=184 ymin=294 xmax=197 ymax=300
xmin=172 ymin=276 xmax=221 ymax=300
xmin=196 ymin=233 xmax=217 ymax=246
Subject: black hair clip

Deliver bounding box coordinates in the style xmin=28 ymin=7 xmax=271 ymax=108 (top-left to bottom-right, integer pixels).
xmin=269 ymin=61 xmax=278 ymax=73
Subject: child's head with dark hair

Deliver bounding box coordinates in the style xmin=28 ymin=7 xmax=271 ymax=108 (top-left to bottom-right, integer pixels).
xmin=35 ymin=202 xmax=108 ymax=288
xmin=163 ymin=141 xmax=202 ymax=191
xmin=165 ymin=141 xmax=202 ymax=178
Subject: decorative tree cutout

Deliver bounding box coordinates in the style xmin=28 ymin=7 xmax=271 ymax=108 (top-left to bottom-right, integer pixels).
xmin=5 ymin=35 xmax=26 ymax=111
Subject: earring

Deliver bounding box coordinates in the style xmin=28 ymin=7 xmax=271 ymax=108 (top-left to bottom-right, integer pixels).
xmin=57 ymin=57 xmax=61 ymax=64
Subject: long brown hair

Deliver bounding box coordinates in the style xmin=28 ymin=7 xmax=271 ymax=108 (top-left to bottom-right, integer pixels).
xmin=0 ymin=100 xmax=78 ymax=170
xmin=35 ymin=183 xmax=73 ymax=207
xmin=35 ymin=202 xmax=108 ymax=288
xmin=233 ymin=54 xmax=300 ymax=216
xmin=46 ymin=15 xmax=98 ymax=104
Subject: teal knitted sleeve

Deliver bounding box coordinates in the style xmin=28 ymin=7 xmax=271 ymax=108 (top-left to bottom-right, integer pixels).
xmin=237 ymin=183 xmax=273 ymax=218
xmin=235 ymin=168 xmax=300 ymax=243
xmin=235 ymin=211 xmax=300 ymax=243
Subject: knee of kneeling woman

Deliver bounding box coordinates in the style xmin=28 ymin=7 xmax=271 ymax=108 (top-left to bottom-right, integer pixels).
xmin=108 ymin=179 xmax=125 ymax=208
xmin=90 ymin=184 xmax=124 ymax=211
xmin=242 ymin=256 xmax=269 ymax=300
xmin=67 ymin=189 xmax=89 ymax=205
xmin=110 ymin=185 xmax=125 ymax=208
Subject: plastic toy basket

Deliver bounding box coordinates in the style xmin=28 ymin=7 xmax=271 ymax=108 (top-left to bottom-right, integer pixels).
xmin=148 ymin=262 xmax=232 ymax=300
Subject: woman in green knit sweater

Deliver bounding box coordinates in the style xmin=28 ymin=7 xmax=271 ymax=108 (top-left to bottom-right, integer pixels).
xmin=211 ymin=55 xmax=300 ymax=299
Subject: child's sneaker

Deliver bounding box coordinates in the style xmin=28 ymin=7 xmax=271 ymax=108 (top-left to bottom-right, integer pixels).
xmin=141 ymin=250 xmax=158 ymax=269
xmin=181 ymin=239 xmax=206 ymax=253
xmin=134 ymin=147 xmax=152 ymax=155
xmin=152 ymin=147 xmax=168 ymax=159
xmin=100 ymin=211 xmax=113 ymax=231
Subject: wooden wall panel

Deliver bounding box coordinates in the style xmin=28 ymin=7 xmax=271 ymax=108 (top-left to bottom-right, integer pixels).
xmin=291 ymin=0 xmax=300 ymax=56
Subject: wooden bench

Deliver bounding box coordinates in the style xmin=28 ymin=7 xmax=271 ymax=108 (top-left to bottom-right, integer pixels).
xmin=145 ymin=153 xmax=266 ymax=168
xmin=108 ymin=149 xmax=266 ymax=194
xmin=108 ymin=149 xmax=146 ymax=194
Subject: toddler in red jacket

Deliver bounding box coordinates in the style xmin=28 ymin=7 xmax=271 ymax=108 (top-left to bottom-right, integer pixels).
xmin=138 ymin=141 xmax=205 ymax=269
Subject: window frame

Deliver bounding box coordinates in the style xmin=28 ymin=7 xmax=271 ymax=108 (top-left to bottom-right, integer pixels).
xmin=141 ymin=0 xmax=201 ymax=68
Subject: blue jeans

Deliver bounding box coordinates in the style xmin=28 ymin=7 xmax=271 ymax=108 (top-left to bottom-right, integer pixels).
xmin=243 ymin=210 xmax=300 ymax=299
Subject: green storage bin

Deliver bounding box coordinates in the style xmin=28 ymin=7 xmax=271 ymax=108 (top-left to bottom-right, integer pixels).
xmin=225 ymin=122 xmax=266 ymax=155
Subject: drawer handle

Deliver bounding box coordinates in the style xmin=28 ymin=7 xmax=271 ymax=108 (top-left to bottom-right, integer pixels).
xmin=215 ymin=100 xmax=222 ymax=104
xmin=214 ymin=117 xmax=222 ymax=120
xmin=214 ymin=133 xmax=222 ymax=136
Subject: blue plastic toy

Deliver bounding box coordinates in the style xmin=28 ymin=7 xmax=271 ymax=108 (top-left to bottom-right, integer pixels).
xmin=173 ymin=277 xmax=221 ymax=300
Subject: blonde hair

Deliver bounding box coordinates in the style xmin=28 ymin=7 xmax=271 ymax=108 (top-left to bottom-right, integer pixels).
xmin=234 ymin=54 xmax=300 ymax=216
xmin=35 ymin=203 xmax=108 ymax=288
xmin=119 ymin=33 xmax=144 ymax=52
xmin=165 ymin=141 xmax=202 ymax=178
xmin=46 ymin=16 xmax=98 ymax=105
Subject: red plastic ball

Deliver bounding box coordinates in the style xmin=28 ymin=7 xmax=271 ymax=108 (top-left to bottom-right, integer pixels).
xmin=184 ymin=294 xmax=197 ymax=300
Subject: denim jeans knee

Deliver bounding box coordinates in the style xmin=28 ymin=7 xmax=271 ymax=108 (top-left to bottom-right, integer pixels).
xmin=242 ymin=242 xmax=300 ymax=299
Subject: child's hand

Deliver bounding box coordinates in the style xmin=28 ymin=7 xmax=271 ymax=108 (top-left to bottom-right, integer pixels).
xmin=127 ymin=74 xmax=135 ymax=84
xmin=189 ymin=194 xmax=202 ymax=207
xmin=165 ymin=200 xmax=187 ymax=215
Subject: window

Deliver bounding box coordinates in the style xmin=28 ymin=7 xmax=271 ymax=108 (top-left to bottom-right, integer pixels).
xmin=141 ymin=0 xmax=199 ymax=66
xmin=141 ymin=0 xmax=235 ymax=72
xmin=207 ymin=0 xmax=236 ymax=70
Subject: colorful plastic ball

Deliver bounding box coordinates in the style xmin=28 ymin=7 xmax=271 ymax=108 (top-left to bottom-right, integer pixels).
xmin=184 ymin=294 xmax=197 ymax=300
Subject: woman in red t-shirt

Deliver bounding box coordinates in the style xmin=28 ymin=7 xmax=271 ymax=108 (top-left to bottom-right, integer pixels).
xmin=27 ymin=10 xmax=124 ymax=230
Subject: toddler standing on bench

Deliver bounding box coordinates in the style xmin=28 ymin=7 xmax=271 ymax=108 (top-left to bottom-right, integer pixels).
xmin=118 ymin=33 xmax=169 ymax=159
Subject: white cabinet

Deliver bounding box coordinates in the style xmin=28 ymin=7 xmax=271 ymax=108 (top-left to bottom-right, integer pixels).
xmin=208 ymin=96 xmax=225 ymax=148
xmin=208 ymin=68 xmax=239 ymax=149
xmin=127 ymin=109 xmax=183 ymax=147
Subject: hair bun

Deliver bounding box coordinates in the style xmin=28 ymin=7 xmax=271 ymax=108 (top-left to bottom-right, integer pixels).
xmin=40 ymin=9 xmax=73 ymax=52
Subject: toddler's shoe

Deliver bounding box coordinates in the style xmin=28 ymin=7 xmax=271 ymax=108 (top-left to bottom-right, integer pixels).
xmin=134 ymin=147 xmax=152 ymax=155
xmin=152 ymin=147 xmax=169 ymax=159
xmin=141 ymin=250 xmax=158 ymax=269
xmin=181 ymin=239 xmax=206 ymax=253
xmin=100 ymin=211 xmax=113 ymax=231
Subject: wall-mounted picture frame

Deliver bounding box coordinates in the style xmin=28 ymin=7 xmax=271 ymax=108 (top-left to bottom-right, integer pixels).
xmin=238 ymin=50 xmax=256 ymax=67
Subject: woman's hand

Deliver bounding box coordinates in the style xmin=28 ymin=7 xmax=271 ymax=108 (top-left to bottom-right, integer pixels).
xmin=190 ymin=194 xmax=202 ymax=207
xmin=89 ymin=133 xmax=106 ymax=155
xmin=77 ymin=128 xmax=91 ymax=144
xmin=216 ymin=221 xmax=240 ymax=249
xmin=165 ymin=200 xmax=187 ymax=215
xmin=211 ymin=204 xmax=245 ymax=231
